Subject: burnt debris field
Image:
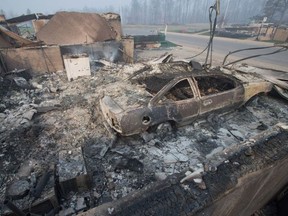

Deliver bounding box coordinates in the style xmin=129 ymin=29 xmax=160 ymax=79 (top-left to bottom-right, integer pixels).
xmin=1 ymin=3 xmax=288 ymax=214
xmin=1 ymin=61 xmax=288 ymax=215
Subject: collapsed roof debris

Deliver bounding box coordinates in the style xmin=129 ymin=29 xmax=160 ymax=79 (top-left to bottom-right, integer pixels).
xmin=5 ymin=14 xmax=53 ymax=25
xmin=0 ymin=26 xmax=41 ymax=47
xmin=0 ymin=11 xmax=133 ymax=76
xmin=0 ymin=13 xmax=53 ymax=45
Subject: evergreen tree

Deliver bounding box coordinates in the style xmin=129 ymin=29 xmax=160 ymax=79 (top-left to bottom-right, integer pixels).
xmin=263 ymin=0 xmax=288 ymax=24
xmin=26 ymin=8 xmax=31 ymax=15
xmin=0 ymin=9 xmax=5 ymax=16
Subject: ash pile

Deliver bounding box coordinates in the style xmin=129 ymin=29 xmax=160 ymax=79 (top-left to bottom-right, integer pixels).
xmin=0 ymin=59 xmax=288 ymax=215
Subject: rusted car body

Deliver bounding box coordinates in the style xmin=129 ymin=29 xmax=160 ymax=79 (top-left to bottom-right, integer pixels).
xmin=100 ymin=68 xmax=272 ymax=136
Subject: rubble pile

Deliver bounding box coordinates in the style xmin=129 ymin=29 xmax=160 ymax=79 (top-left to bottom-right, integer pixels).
xmin=0 ymin=62 xmax=288 ymax=215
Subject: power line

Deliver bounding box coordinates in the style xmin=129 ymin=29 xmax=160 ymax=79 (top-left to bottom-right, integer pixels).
xmin=222 ymin=46 xmax=288 ymax=67
xmin=185 ymin=2 xmax=219 ymax=69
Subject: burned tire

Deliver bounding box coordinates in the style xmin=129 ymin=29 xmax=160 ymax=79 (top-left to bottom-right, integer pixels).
xmin=155 ymin=121 xmax=175 ymax=139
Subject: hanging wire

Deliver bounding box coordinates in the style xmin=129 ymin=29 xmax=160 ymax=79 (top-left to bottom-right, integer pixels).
xmin=185 ymin=3 xmax=219 ymax=69
xmin=222 ymin=45 xmax=288 ymax=67
xmin=204 ymin=5 xmax=218 ymax=69
xmin=184 ymin=2 xmax=288 ymax=69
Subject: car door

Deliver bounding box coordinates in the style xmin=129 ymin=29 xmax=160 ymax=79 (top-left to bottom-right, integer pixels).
xmin=150 ymin=78 xmax=200 ymax=123
xmin=193 ymin=75 xmax=239 ymax=115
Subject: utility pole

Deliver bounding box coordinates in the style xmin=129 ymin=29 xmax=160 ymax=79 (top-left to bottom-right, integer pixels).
xmin=256 ymin=16 xmax=267 ymax=41
xmin=222 ymin=0 xmax=231 ymax=28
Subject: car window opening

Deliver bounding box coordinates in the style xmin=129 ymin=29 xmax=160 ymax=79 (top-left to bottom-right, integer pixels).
xmin=195 ymin=76 xmax=236 ymax=97
xmin=164 ymin=79 xmax=194 ymax=101
xmin=134 ymin=76 xmax=173 ymax=95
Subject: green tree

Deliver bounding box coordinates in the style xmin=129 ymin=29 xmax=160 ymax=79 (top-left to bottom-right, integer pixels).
xmin=130 ymin=0 xmax=141 ymax=24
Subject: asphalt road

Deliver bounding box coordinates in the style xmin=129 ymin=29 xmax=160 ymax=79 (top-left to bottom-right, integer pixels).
xmin=123 ymin=26 xmax=287 ymax=71
xmin=166 ymin=32 xmax=288 ymax=70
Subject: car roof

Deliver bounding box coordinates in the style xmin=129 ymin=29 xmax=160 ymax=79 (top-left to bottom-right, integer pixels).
xmin=132 ymin=69 xmax=238 ymax=95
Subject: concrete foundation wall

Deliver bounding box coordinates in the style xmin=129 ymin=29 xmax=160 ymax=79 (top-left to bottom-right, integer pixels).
xmin=0 ymin=39 xmax=133 ymax=75
xmin=0 ymin=46 xmax=64 ymax=74
xmin=60 ymin=40 xmax=134 ymax=63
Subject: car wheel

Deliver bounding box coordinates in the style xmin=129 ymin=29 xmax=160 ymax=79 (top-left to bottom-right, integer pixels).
xmin=156 ymin=122 xmax=173 ymax=139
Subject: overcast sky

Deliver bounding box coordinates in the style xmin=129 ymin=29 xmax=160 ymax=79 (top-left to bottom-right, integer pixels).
xmin=1 ymin=0 xmax=131 ymax=16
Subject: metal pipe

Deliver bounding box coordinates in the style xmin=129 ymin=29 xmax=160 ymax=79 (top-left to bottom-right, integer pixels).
xmin=4 ymin=200 xmax=25 ymax=216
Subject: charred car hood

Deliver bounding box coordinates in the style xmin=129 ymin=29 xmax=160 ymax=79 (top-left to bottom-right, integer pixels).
xmin=102 ymin=81 xmax=152 ymax=110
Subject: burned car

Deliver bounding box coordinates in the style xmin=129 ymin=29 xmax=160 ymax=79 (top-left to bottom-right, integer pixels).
xmin=100 ymin=66 xmax=272 ymax=136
